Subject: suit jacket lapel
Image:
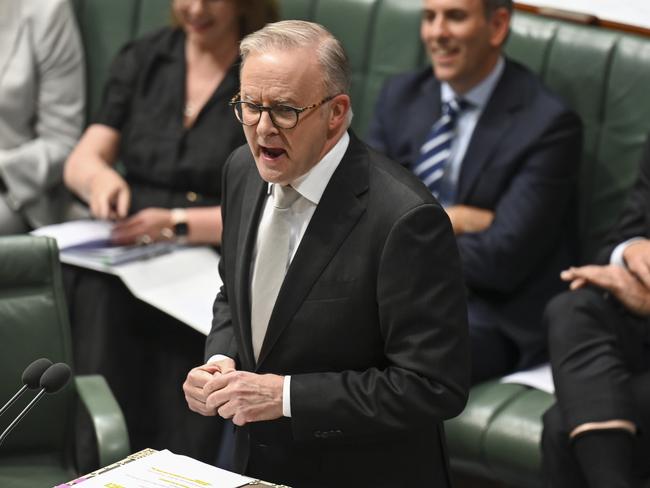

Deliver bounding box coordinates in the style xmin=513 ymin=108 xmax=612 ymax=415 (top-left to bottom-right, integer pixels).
xmin=0 ymin=1 xmax=21 ymax=83
xmin=234 ymin=163 xmax=267 ymax=369
xmin=457 ymin=61 xmax=522 ymax=202
xmin=256 ymin=134 xmax=369 ymax=368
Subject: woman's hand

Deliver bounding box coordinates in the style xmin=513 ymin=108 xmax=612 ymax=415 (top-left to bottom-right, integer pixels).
xmin=87 ymin=167 xmax=131 ymax=220
xmin=111 ymin=208 xmax=173 ymax=245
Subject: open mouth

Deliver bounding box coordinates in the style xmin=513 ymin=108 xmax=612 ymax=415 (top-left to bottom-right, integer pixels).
xmin=261 ymin=146 xmax=287 ymax=160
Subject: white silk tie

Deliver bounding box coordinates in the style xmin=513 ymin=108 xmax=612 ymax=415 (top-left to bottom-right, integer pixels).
xmin=250 ymin=184 xmax=301 ymax=361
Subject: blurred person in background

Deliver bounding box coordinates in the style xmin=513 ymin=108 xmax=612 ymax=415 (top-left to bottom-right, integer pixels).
xmin=0 ymin=0 xmax=84 ymax=234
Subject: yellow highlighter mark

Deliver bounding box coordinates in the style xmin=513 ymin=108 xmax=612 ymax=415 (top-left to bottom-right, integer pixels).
xmin=150 ymin=467 xmax=211 ymax=486
xmin=104 ymin=484 xmax=125 ymax=488
xmin=159 ymin=478 xmax=192 ymax=488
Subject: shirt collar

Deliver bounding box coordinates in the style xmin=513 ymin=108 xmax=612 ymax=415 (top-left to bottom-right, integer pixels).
xmin=441 ymin=56 xmax=505 ymax=110
xmin=267 ymin=131 xmax=350 ymax=205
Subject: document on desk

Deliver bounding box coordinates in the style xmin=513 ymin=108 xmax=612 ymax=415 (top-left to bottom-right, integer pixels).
xmin=68 ymin=449 xmax=254 ymax=488
xmin=32 ymin=220 xmax=222 ymax=335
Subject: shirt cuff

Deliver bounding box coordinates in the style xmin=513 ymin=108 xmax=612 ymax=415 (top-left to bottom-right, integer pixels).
xmin=283 ymin=375 xmax=291 ymax=417
xmin=207 ymin=354 xmax=231 ymax=364
xmin=610 ymin=237 xmax=646 ymax=267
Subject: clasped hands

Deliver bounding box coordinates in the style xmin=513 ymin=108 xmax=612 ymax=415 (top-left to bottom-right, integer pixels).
xmin=562 ymin=239 xmax=650 ymax=316
xmin=183 ymin=358 xmax=284 ymax=426
xmin=85 ymin=166 xmax=176 ymax=245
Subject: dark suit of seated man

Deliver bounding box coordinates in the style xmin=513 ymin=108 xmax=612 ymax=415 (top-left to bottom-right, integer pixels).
xmin=367 ymin=0 xmax=582 ymax=383
xmin=183 ymin=20 xmax=470 ymax=488
xmin=542 ymin=135 xmax=650 ymax=488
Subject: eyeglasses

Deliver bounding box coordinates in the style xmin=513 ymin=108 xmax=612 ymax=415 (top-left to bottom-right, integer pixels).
xmin=229 ymin=93 xmax=336 ymax=129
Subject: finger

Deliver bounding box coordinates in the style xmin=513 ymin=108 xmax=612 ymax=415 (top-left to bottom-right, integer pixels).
xmin=93 ymin=194 xmax=110 ymax=221
xmin=207 ymin=388 xmax=232 ymax=413
xmin=186 ymin=368 xmax=214 ymax=387
xmin=217 ymin=400 xmax=236 ymax=420
xmin=203 ymin=372 xmax=234 ymax=396
xmin=569 ymin=277 xmax=586 ymax=290
xmin=185 ymin=394 xmax=216 ymax=416
xmin=116 ymin=187 xmax=131 ymax=219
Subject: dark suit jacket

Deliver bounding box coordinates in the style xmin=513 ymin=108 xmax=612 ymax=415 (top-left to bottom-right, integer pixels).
xmin=206 ymin=133 xmax=469 ymax=487
xmin=367 ymin=60 xmax=582 ymax=369
xmin=598 ymin=135 xmax=650 ymax=263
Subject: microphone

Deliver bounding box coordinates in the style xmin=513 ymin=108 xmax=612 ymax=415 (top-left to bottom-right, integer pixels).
xmin=0 ymin=358 xmax=53 ymax=417
xmin=0 ymin=362 xmax=71 ymax=447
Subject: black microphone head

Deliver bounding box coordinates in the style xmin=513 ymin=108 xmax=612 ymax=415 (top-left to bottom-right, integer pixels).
xmin=21 ymin=358 xmax=53 ymax=389
xmin=39 ymin=363 xmax=72 ymax=393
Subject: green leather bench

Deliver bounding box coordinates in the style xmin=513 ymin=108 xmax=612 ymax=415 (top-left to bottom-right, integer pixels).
xmin=71 ymin=0 xmax=650 ymax=486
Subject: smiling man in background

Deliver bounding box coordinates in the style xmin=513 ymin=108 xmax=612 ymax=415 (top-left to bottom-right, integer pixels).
xmin=368 ymin=0 xmax=582 ymax=383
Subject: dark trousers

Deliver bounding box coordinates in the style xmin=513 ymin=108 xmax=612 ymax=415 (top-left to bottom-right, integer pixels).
xmin=541 ymin=288 xmax=650 ymax=487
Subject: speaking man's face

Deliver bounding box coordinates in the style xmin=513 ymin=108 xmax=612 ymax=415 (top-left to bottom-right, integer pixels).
xmin=420 ymin=0 xmax=509 ymax=94
xmin=239 ymin=48 xmax=338 ymax=185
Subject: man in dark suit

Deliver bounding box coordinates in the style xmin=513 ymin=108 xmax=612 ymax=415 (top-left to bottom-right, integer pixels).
xmin=183 ymin=20 xmax=469 ymax=488
xmin=367 ymin=0 xmax=582 ymax=383
xmin=542 ymin=136 xmax=650 ymax=488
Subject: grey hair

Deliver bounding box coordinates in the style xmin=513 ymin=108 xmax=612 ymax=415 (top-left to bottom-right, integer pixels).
xmin=239 ymin=20 xmax=351 ymax=97
xmin=483 ymin=0 xmax=513 ymax=15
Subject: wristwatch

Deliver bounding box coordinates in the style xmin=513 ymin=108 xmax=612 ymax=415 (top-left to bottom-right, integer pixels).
xmin=170 ymin=208 xmax=189 ymax=242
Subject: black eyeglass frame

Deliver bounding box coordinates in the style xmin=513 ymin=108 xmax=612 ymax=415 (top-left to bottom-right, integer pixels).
xmin=229 ymin=93 xmax=337 ymax=129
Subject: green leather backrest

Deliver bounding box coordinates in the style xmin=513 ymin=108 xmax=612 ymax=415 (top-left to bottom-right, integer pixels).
xmin=279 ymin=0 xmax=317 ymax=20
xmin=0 ymin=236 xmax=74 ymax=456
xmin=135 ymin=0 xmax=172 ymax=38
xmin=74 ymin=0 xmax=139 ymax=121
xmin=506 ymin=12 xmax=650 ymax=261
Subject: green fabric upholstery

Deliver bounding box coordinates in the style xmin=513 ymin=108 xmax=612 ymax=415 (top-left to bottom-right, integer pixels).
xmin=75 ymin=0 xmax=138 ymax=121
xmin=0 ymin=236 xmax=129 ymax=488
xmin=71 ymin=1 xmax=650 ymax=486
xmin=279 ymin=0 xmax=317 ymax=20
xmin=135 ymin=0 xmax=172 ymax=38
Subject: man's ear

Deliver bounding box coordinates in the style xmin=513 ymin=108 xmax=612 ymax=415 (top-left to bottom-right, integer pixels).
xmin=489 ymin=7 xmax=511 ymax=48
xmin=328 ymin=94 xmax=351 ymax=130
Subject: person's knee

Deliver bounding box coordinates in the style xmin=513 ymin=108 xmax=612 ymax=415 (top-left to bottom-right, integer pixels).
xmin=545 ymin=288 xmax=601 ymax=350
xmin=545 ymin=291 xmax=578 ymax=345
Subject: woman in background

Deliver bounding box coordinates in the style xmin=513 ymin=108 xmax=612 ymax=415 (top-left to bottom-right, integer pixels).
xmin=0 ymin=0 xmax=84 ymax=233
xmin=63 ymin=0 xmax=278 ymax=465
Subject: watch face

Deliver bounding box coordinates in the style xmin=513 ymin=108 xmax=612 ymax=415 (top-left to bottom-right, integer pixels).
xmin=174 ymin=222 xmax=189 ymax=236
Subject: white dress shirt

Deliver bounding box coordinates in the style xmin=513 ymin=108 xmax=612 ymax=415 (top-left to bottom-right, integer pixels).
xmin=610 ymin=237 xmax=647 ymax=267
xmin=209 ymin=131 xmax=350 ymax=417
xmin=439 ymin=56 xmax=505 ymax=204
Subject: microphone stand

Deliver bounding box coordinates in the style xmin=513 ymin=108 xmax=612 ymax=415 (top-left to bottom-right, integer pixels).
xmin=0 ymin=389 xmax=47 ymax=447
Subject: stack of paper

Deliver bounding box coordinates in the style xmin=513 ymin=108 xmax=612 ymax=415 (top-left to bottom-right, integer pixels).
xmin=56 ymin=449 xmax=259 ymax=487
xmin=32 ymin=220 xmax=175 ymax=272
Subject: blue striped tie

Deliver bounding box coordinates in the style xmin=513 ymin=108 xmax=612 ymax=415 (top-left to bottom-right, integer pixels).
xmin=412 ymin=99 xmax=464 ymax=202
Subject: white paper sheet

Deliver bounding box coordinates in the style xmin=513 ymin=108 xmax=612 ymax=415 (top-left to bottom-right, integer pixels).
xmin=500 ymin=363 xmax=555 ymax=394
xmin=73 ymin=449 xmax=254 ymax=488
xmin=517 ymin=0 xmax=650 ymax=29
xmin=32 ymin=219 xmax=112 ymax=249
xmin=33 ymin=221 xmax=221 ymax=335
xmin=115 ymin=246 xmax=221 ymax=335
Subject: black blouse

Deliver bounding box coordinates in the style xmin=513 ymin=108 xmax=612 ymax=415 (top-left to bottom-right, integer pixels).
xmin=94 ymin=27 xmax=245 ymax=213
